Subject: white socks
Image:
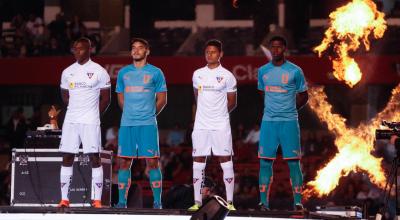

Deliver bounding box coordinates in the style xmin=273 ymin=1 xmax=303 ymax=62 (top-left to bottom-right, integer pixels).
xmin=60 ymin=166 xmax=73 ymax=200
xmin=193 ymin=161 xmax=206 ymax=205
xmin=60 ymin=165 xmax=103 ymax=201
xmin=221 ymin=161 xmax=234 ymax=202
xmin=91 ymin=166 xmax=103 ymax=201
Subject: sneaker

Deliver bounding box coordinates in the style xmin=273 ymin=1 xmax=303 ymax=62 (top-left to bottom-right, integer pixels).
xmin=227 ymin=202 xmax=236 ymax=211
xmin=92 ymin=200 xmax=102 ymax=208
xmin=188 ymin=203 xmax=201 ymax=211
xmin=153 ymin=201 xmax=162 ymax=209
xmin=257 ymin=203 xmax=270 ymax=211
xmin=295 ymin=203 xmax=304 ymax=211
xmin=58 ymin=200 xmax=70 ymax=208
xmin=114 ymin=202 xmax=127 ymax=208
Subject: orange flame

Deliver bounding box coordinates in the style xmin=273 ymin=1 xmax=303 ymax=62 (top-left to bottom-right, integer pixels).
xmin=314 ymin=0 xmax=387 ymax=87
xmin=304 ymin=85 xmax=400 ymax=197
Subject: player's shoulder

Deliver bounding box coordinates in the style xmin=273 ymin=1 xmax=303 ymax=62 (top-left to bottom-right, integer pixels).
xmin=146 ymin=63 xmax=164 ymax=75
xmin=62 ymin=62 xmax=78 ymax=75
xmin=118 ymin=64 xmax=133 ymax=75
xmin=219 ymin=65 xmax=236 ymax=78
xmin=284 ymin=60 xmax=303 ymax=73
xmin=89 ymin=60 xmax=107 ymax=71
xmin=193 ymin=66 xmax=207 ymax=76
xmin=258 ymin=62 xmax=273 ymax=73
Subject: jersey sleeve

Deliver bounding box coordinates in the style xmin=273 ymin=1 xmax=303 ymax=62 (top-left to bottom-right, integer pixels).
xmin=192 ymin=71 xmax=199 ymax=89
xmin=295 ymin=68 xmax=308 ymax=93
xmin=60 ymin=70 xmax=69 ymax=90
xmin=115 ymin=69 xmax=125 ymax=93
xmin=226 ymin=72 xmax=237 ymax=93
xmin=155 ymin=69 xmax=167 ymax=93
xmin=98 ymin=68 xmax=111 ymax=89
xmin=257 ymin=68 xmax=264 ymax=91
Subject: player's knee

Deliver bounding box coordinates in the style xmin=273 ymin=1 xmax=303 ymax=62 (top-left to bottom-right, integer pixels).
xmin=89 ymin=153 xmax=101 ymax=168
xmin=146 ymin=158 xmax=159 ymax=169
xmin=119 ymin=158 xmax=132 ymax=170
xmin=193 ymin=156 xmax=206 ymax=163
xmin=62 ymin=153 xmax=75 ymax=166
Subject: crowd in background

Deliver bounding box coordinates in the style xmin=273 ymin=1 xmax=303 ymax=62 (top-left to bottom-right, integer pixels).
xmin=0 ymin=13 xmax=100 ymax=57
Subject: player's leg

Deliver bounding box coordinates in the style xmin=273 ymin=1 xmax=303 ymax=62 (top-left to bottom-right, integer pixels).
xmin=258 ymin=121 xmax=279 ymax=210
xmin=137 ymin=125 xmax=162 ymax=209
xmin=116 ymin=126 xmax=136 ymax=208
xmin=279 ymin=121 xmax=303 ymax=209
xmin=82 ymin=124 xmax=103 ymax=207
xmin=59 ymin=122 xmax=80 ymax=207
xmin=190 ymin=129 xmax=211 ymax=210
xmin=211 ymin=128 xmax=235 ymax=210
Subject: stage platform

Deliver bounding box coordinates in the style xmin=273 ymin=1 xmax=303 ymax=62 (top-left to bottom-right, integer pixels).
xmin=0 ymin=206 xmax=354 ymax=220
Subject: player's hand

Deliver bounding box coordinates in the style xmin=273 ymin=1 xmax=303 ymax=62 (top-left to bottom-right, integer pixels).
xmin=48 ymin=105 xmax=61 ymax=119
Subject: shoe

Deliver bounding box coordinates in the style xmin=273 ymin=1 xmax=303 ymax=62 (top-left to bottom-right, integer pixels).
xmin=188 ymin=203 xmax=201 ymax=211
xmin=114 ymin=202 xmax=127 ymax=208
xmin=295 ymin=203 xmax=304 ymax=211
xmin=227 ymin=202 xmax=236 ymax=211
xmin=92 ymin=200 xmax=102 ymax=208
xmin=257 ymin=203 xmax=270 ymax=211
xmin=153 ymin=201 xmax=162 ymax=209
xmin=58 ymin=200 xmax=70 ymax=208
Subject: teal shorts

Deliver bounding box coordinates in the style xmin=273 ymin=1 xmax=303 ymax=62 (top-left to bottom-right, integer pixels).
xmin=118 ymin=125 xmax=160 ymax=158
xmin=258 ymin=120 xmax=301 ymax=160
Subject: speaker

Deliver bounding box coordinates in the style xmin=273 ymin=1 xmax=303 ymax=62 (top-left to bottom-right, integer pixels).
xmin=190 ymin=195 xmax=230 ymax=220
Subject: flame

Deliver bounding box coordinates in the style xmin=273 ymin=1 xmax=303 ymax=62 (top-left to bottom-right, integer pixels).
xmin=314 ymin=0 xmax=387 ymax=87
xmin=304 ymin=85 xmax=400 ymax=197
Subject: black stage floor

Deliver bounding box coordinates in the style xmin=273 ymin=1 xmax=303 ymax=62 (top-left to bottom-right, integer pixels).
xmin=0 ymin=206 xmax=356 ymax=220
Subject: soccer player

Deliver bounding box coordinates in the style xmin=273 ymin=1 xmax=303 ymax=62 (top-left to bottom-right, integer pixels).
xmin=189 ymin=39 xmax=237 ymax=211
xmin=257 ymin=36 xmax=308 ymax=211
xmin=58 ymin=37 xmax=111 ymax=208
xmin=115 ymin=38 xmax=167 ymax=209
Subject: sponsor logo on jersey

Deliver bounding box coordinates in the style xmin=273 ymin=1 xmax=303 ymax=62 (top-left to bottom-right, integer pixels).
xmin=87 ymin=72 xmax=94 ymax=79
xmin=125 ymin=86 xmax=144 ymax=92
xmin=69 ymin=82 xmax=75 ymax=89
xmin=265 ymin=86 xmax=287 ymax=93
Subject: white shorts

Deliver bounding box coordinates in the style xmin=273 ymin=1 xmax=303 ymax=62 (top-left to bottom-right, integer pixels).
xmin=191 ymin=129 xmax=233 ymax=157
xmin=59 ymin=123 xmax=102 ymax=154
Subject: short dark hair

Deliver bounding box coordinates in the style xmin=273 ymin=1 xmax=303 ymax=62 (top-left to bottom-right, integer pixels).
xmin=205 ymin=39 xmax=222 ymax=52
xmin=131 ymin=37 xmax=149 ymax=49
xmin=75 ymin=37 xmax=91 ymax=48
xmin=269 ymin=35 xmax=287 ymax=47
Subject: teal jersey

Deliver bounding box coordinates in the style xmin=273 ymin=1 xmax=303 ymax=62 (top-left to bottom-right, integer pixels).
xmin=116 ymin=64 xmax=167 ymax=126
xmin=258 ymin=61 xmax=307 ymax=121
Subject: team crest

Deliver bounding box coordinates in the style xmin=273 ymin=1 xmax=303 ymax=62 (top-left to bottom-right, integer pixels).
xmin=143 ymin=74 xmax=151 ymax=84
xmin=96 ymin=183 xmax=103 ymax=188
xmin=87 ymin=72 xmax=94 ymax=79
xmin=216 ymin=76 xmax=223 ymax=83
xmin=281 ymin=73 xmax=289 ymax=84
xmin=61 ymin=183 xmax=66 ymax=188
xmin=193 ymin=178 xmax=199 ymax=184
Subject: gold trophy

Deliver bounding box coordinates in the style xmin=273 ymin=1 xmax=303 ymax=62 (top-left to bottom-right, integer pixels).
xmin=48 ymin=105 xmax=61 ymax=129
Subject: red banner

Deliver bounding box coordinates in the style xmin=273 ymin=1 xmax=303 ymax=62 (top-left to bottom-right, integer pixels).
xmin=0 ymin=56 xmax=399 ymax=85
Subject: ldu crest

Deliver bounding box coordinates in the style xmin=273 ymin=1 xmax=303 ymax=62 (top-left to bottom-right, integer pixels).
xmin=143 ymin=74 xmax=151 ymax=84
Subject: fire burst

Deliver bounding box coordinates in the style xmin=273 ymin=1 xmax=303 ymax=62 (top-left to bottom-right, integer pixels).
xmin=304 ymin=85 xmax=400 ymax=197
xmin=314 ymin=0 xmax=387 ymax=87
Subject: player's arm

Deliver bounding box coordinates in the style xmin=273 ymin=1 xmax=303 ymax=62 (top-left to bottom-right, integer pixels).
xmin=193 ymin=88 xmax=198 ymax=103
xmin=117 ymin=92 xmax=124 ymax=109
xmin=296 ymin=91 xmax=308 ymax=110
xmin=61 ymin=88 xmax=69 ymax=106
xmin=156 ymin=92 xmax=167 ymax=115
xmin=99 ymin=87 xmax=111 ymax=115
xmin=227 ymin=92 xmax=237 ymax=113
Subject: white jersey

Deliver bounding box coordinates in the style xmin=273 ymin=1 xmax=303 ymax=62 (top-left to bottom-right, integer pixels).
xmin=193 ymin=64 xmax=237 ymax=130
xmin=60 ymin=59 xmax=111 ymax=125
